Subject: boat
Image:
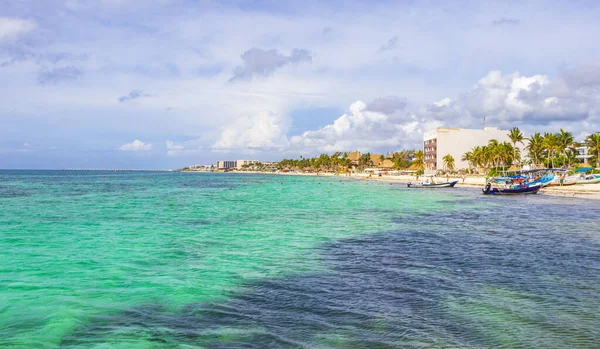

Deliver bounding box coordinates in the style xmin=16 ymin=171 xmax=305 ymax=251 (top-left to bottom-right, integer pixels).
xmin=547 ymin=170 xmax=579 ymax=186
xmin=407 ymin=180 xmax=458 ymax=188
xmin=482 ymin=182 xmax=542 ymax=195
xmin=576 ymin=174 xmax=600 ymax=185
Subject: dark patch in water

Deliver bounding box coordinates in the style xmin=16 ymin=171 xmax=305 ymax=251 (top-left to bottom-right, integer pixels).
xmin=61 ymin=216 xmax=600 ymax=348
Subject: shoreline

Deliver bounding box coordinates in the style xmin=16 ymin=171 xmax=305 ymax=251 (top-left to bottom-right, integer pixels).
xmin=183 ymin=170 xmax=600 ymax=200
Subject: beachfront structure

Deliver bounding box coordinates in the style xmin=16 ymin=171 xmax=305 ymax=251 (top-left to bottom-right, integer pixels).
xmin=236 ymin=160 xmax=259 ymax=170
xmin=216 ymin=160 xmax=259 ymax=170
xmin=347 ymin=152 xmax=360 ymax=166
xmin=423 ymin=127 xmax=525 ymax=172
xmin=217 ymin=160 xmax=236 ymax=170
xmin=575 ymin=145 xmax=592 ymax=164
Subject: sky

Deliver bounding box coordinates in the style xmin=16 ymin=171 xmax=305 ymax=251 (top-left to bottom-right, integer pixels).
xmin=1 ymin=0 xmax=599 ymax=169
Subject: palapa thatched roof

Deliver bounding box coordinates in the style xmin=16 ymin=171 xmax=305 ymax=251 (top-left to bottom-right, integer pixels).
xmin=378 ymin=159 xmax=395 ymax=169
xmin=370 ymin=153 xmax=383 ymax=165
xmin=347 ymin=151 xmax=360 ymax=162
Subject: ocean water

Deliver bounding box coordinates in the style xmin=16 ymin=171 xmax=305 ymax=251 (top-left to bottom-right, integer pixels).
xmin=1 ymin=170 xmax=599 ymax=348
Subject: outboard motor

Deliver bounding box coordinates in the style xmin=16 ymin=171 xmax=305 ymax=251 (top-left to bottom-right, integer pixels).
xmin=483 ymin=182 xmax=492 ymax=195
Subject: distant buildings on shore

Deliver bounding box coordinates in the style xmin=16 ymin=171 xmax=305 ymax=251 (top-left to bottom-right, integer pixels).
xmin=423 ymin=127 xmax=525 ymax=172
xmin=216 ymin=160 xmax=259 ymax=170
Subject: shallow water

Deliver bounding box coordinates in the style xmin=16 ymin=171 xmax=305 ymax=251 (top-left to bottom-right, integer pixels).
xmin=1 ymin=171 xmax=599 ymax=348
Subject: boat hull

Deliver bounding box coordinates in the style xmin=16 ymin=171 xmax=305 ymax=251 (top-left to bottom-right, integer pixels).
xmin=577 ymin=177 xmax=600 ymax=185
xmin=547 ymin=175 xmax=579 ymax=186
xmin=483 ymin=184 xmax=541 ymax=195
xmin=407 ymin=180 xmax=458 ymax=188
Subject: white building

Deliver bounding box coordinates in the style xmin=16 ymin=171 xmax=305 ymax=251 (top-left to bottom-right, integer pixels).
xmin=216 ymin=160 xmax=237 ymax=170
xmin=575 ymin=145 xmax=592 ymax=163
xmin=423 ymin=127 xmax=525 ymax=172
xmin=216 ymin=160 xmax=259 ymax=170
xmin=236 ymin=160 xmax=259 ymax=170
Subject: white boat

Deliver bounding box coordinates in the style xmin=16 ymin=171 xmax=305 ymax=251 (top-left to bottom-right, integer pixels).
xmin=548 ymin=174 xmax=579 ymax=186
xmin=576 ymin=174 xmax=600 ymax=185
xmin=407 ymin=175 xmax=458 ymax=188
xmin=407 ymin=180 xmax=458 ymax=188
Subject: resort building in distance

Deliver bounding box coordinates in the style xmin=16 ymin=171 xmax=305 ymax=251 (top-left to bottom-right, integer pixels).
xmin=216 ymin=160 xmax=259 ymax=170
xmin=424 ymin=127 xmax=526 ymax=172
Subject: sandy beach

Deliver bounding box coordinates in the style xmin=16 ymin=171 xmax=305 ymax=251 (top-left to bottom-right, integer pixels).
xmin=230 ymin=170 xmax=600 ymax=200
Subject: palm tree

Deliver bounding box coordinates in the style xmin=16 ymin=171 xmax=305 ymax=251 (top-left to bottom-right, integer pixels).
xmin=461 ymin=151 xmax=473 ymax=172
xmin=586 ymin=133 xmax=600 ymax=168
xmin=558 ymin=129 xmax=574 ymax=168
xmin=542 ymin=133 xmax=559 ymax=168
xmin=471 ymin=145 xmax=487 ymax=172
xmin=413 ymin=150 xmax=424 ymax=171
xmin=508 ymin=127 xmax=525 ymax=166
xmin=442 ymin=154 xmax=455 ymax=172
xmin=359 ymin=153 xmax=371 ymax=170
xmin=526 ymin=133 xmax=544 ymax=167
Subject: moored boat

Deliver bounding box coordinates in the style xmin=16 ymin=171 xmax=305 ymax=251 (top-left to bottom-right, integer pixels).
xmin=407 ymin=180 xmax=458 ymax=188
xmin=482 ymin=182 xmax=541 ymax=195
xmin=576 ymin=174 xmax=600 ymax=185
xmin=547 ymin=172 xmax=579 ymax=186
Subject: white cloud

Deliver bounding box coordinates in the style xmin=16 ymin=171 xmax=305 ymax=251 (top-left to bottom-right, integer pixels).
xmin=289 ymin=100 xmax=420 ymax=153
xmin=118 ymin=139 xmax=152 ymax=151
xmin=0 ymin=18 xmax=37 ymax=41
xmin=416 ymin=69 xmax=598 ymax=130
xmin=213 ymin=110 xmax=289 ymax=151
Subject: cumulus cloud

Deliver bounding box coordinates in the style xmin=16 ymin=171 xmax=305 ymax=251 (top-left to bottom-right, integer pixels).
xmin=287 ymin=66 xmax=600 ymax=154
xmin=416 ymin=70 xmax=597 ymax=128
xmin=118 ymin=139 xmax=153 ymax=151
xmin=37 ymin=66 xmax=82 ymax=84
xmin=230 ymin=48 xmax=312 ymax=82
xmin=378 ymin=36 xmax=399 ymax=52
xmin=0 ymin=18 xmax=37 ymax=41
xmin=118 ymin=89 xmax=155 ymax=103
xmin=290 ymin=100 xmax=418 ymax=153
xmin=213 ymin=110 xmax=289 ymax=150
xmin=560 ymin=61 xmax=600 ymax=88
xmin=366 ymin=96 xmax=407 ymax=114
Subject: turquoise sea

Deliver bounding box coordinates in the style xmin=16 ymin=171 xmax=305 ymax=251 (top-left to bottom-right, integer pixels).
xmin=1 ymin=170 xmax=599 ymax=348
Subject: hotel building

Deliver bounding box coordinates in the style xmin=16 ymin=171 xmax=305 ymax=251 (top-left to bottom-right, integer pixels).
xmin=424 ymin=127 xmax=525 ymax=172
xmin=216 ymin=160 xmax=259 ymax=170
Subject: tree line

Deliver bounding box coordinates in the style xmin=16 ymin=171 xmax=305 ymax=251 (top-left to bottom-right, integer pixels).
xmin=458 ymin=128 xmax=600 ymax=173
xmin=276 ymin=150 xmax=425 ymax=172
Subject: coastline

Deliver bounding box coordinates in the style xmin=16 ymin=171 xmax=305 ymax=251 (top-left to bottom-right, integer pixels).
xmin=183 ymin=170 xmax=600 ymax=200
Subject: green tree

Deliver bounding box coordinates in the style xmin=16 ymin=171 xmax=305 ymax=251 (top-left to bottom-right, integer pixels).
xmin=586 ymin=133 xmax=600 ymax=168
xmin=508 ymin=127 xmax=525 ymax=166
xmin=442 ymin=154 xmax=455 ymax=172
xmin=526 ymin=132 xmax=544 ymax=167
xmin=542 ymin=133 xmax=559 ymax=168
xmin=461 ymin=151 xmax=473 ymax=172
xmin=558 ymin=129 xmax=574 ymax=168
xmin=412 ymin=150 xmax=425 ymax=171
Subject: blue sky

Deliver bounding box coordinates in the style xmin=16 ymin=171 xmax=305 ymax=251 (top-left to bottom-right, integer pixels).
xmin=1 ymin=0 xmax=600 ymax=169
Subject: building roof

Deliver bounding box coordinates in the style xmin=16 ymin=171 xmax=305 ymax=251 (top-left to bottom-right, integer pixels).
xmin=370 ymin=153 xmax=383 ymax=165
xmin=347 ymin=151 xmax=360 ymax=161
xmin=378 ymin=159 xmax=395 ymax=168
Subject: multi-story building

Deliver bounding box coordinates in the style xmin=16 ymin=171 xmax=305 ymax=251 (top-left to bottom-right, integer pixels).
xmin=216 ymin=160 xmax=237 ymax=170
xmin=216 ymin=160 xmax=259 ymax=170
xmin=575 ymin=145 xmax=592 ymax=164
xmin=423 ymin=127 xmax=525 ymax=172
xmin=236 ymin=160 xmax=259 ymax=170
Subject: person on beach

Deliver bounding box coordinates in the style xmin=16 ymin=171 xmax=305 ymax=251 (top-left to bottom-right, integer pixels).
xmin=461 ymin=174 xmax=466 ymax=183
